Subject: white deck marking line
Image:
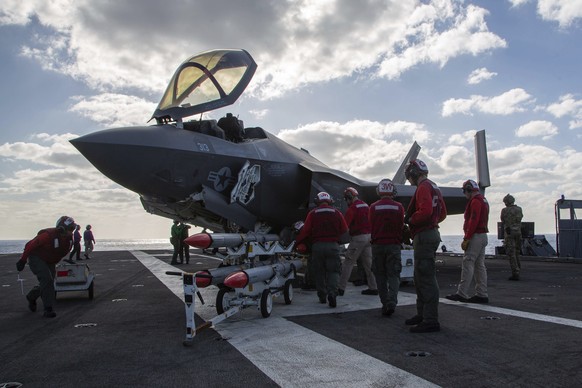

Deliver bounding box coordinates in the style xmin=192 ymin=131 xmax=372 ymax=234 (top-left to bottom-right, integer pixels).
xmin=439 ymin=298 xmax=582 ymax=329
xmin=131 ymin=251 xmax=438 ymax=388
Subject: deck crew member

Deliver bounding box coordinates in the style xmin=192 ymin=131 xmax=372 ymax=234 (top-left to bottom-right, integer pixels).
xmin=369 ymin=179 xmax=404 ymax=316
xmin=404 ymin=160 xmax=447 ymax=333
xmin=446 ymin=179 xmax=490 ymax=304
xmin=296 ymin=192 xmax=348 ymax=308
xmin=338 ymin=187 xmax=378 ymax=296
xmin=16 ymin=216 xmax=76 ymax=318
xmin=501 ymin=194 xmax=523 ymax=280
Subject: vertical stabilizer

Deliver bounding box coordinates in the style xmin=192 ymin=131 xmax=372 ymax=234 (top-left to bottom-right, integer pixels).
xmin=475 ymin=130 xmax=491 ymax=189
xmin=392 ymin=141 xmax=421 ymax=184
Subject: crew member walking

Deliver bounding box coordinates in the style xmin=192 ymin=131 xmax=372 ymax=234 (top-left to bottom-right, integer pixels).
xmin=296 ymin=192 xmax=348 ymax=308
xmin=446 ymin=180 xmax=490 ymax=303
xmin=83 ymin=225 xmax=95 ymax=259
xmin=68 ymin=224 xmax=82 ymax=263
xmin=404 ymin=160 xmax=447 ymax=333
xmin=338 ymin=187 xmax=377 ymax=296
xmin=501 ymin=194 xmax=523 ymax=280
xmin=16 ymin=216 xmax=76 ymax=318
xmin=369 ymin=179 xmax=404 ymax=316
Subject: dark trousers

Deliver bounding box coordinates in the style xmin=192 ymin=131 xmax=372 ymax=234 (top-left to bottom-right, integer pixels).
xmin=27 ymin=255 xmax=56 ymax=311
xmin=69 ymin=242 xmax=81 ymax=260
xmin=312 ymin=242 xmax=341 ymax=300
xmin=412 ymin=229 xmax=441 ymax=323
xmin=372 ymin=244 xmax=402 ymax=309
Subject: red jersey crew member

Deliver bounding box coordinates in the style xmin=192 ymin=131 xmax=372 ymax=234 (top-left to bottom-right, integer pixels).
xmin=296 ymin=192 xmax=348 ymax=308
xmin=338 ymin=187 xmax=378 ymax=296
xmin=369 ymin=179 xmax=404 ymax=317
xmin=404 ymin=160 xmax=447 ymax=333
xmin=446 ymin=180 xmax=490 ymax=303
xmin=16 ymin=216 xmax=76 ymax=318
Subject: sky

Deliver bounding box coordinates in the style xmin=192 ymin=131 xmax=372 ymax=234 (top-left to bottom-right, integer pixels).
xmin=1 ymin=0 xmax=581 ymax=241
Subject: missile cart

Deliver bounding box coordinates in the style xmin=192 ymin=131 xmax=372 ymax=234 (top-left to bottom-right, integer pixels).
xmin=54 ymin=262 xmax=95 ymax=299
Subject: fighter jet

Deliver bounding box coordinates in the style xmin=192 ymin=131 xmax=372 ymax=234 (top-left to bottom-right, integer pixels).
xmin=71 ymin=48 xmax=490 ymax=234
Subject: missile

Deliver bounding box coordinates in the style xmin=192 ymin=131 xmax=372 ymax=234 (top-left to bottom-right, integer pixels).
xmin=185 ymin=232 xmax=281 ymax=249
xmin=194 ymin=264 xmax=250 ymax=288
xmin=223 ymin=259 xmax=302 ymax=289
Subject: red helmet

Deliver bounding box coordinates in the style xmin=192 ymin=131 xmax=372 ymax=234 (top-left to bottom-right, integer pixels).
xmin=462 ymin=179 xmax=479 ymax=193
xmin=315 ymin=191 xmax=333 ymax=205
xmin=344 ymin=187 xmax=359 ymax=201
xmin=56 ymin=216 xmax=76 ymax=232
xmin=376 ymin=179 xmax=396 ymax=196
xmin=404 ymin=159 xmax=429 ymax=181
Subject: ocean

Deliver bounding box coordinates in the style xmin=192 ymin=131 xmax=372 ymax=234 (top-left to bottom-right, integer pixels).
xmin=0 ymin=235 xmax=557 ymax=255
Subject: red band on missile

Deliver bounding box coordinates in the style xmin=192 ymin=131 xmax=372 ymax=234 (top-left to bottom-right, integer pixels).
xmin=223 ymin=271 xmax=249 ymax=289
xmin=195 ymin=270 xmax=212 ymax=288
xmin=185 ymin=233 xmax=212 ymax=249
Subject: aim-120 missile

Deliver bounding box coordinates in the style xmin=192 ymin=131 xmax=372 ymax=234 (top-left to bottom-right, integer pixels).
xmin=223 ymin=259 xmax=303 ymax=289
xmin=194 ymin=264 xmax=250 ymax=288
xmin=185 ymin=232 xmax=281 ymax=249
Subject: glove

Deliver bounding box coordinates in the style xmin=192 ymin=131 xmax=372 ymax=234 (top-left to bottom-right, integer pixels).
xmin=16 ymin=260 xmax=26 ymax=272
xmin=461 ymin=239 xmax=469 ymax=251
xmin=404 ymin=213 xmax=410 ymax=225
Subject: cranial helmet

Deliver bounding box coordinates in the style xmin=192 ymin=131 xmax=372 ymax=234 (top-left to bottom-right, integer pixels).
xmin=376 ymin=179 xmax=397 ymax=196
xmin=315 ymin=191 xmax=333 ymax=205
xmin=503 ymin=194 xmax=515 ymax=205
xmin=56 ymin=216 xmax=76 ymax=233
xmin=462 ymin=179 xmax=480 ymax=193
xmin=404 ymin=159 xmax=429 ymax=181
xmin=344 ymin=187 xmax=359 ymax=201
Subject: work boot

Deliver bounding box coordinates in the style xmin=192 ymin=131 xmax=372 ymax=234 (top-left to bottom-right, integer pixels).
xmin=77 ymin=257 xmax=83 ymax=261
xmin=508 ymin=274 xmax=520 ymax=281
xmin=405 ymin=315 xmax=423 ymax=326
xmin=26 ymin=295 xmax=37 ymax=312
xmin=445 ymin=293 xmax=469 ymax=302
xmin=43 ymin=308 xmax=57 ymax=318
xmin=410 ymin=321 xmax=440 ymax=333
xmin=467 ymin=295 xmax=489 ymax=304
xmin=328 ymin=294 xmax=337 ymax=308
xmin=318 ymin=296 xmax=326 ymax=304
xmin=337 ymin=288 xmax=345 ymax=296
xmin=381 ymin=305 xmax=394 ymax=316
xmin=64 ymin=259 xmax=75 ymax=264
xmin=361 ymin=289 xmax=379 ymax=295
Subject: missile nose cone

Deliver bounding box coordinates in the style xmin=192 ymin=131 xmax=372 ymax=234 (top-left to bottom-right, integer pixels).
xmin=195 ymin=270 xmax=212 ymax=288
xmin=223 ymin=271 xmax=249 ymax=289
xmin=185 ymin=233 xmax=212 ymax=249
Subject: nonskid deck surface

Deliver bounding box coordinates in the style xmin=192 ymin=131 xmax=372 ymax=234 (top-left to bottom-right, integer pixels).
xmin=1 ymin=250 xmax=581 ymax=387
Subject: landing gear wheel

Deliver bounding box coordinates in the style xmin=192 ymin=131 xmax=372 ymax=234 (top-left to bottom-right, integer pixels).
xmin=216 ymin=288 xmax=234 ymax=314
xmin=88 ymin=281 xmax=94 ymax=300
xmin=260 ymin=289 xmax=272 ymax=318
xmin=283 ymin=279 xmax=293 ymax=305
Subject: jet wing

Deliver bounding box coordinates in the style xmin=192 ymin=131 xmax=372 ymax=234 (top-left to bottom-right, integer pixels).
xmin=152 ymin=49 xmax=257 ymax=122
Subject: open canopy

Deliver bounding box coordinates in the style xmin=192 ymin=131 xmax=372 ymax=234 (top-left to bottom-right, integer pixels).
xmin=152 ymin=49 xmax=257 ymax=122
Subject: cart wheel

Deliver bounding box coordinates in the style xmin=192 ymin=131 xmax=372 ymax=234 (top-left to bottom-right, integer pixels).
xmin=88 ymin=281 xmax=94 ymax=300
xmin=260 ymin=289 xmax=272 ymax=318
xmin=216 ymin=288 xmax=234 ymax=315
xmin=283 ymin=279 xmax=293 ymax=305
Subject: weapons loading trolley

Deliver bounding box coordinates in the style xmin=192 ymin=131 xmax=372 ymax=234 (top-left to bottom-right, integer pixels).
xmin=54 ymin=262 xmax=95 ymax=299
xmin=166 ymin=232 xmax=302 ymax=346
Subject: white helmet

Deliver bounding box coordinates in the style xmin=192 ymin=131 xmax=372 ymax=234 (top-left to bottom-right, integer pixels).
xmin=376 ymin=179 xmax=396 ymax=196
xmin=315 ymin=191 xmax=333 ymax=205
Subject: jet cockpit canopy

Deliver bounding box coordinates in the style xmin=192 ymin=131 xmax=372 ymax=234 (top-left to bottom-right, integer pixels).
xmin=152 ymin=49 xmax=257 ymax=123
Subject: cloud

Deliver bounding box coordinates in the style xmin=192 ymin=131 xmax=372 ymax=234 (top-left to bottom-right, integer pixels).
xmin=442 ymin=88 xmax=535 ymax=116
xmin=377 ymin=3 xmax=506 ymax=80
xmin=508 ymin=0 xmax=531 ymax=7
xmin=515 ymin=120 xmax=559 ymax=139
xmin=467 ymin=67 xmax=497 ymax=84
xmin=537 ymin=0 xmax=582 ymax=27
xmin=545 ymin=94 xmax=582 ymax=129
xmin=69 ymin=93 xmax=156 ymax=128
xmin=278 ymin=119 xmax=430 ymax=180
xmin=0 ymin=1 xmax=506 ymax=100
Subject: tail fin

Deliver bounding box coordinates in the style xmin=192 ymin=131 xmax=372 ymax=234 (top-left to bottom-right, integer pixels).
xmin=392 ymin=141 xmax=421 ymax=184
xmin=474 ymin=130 xmax=491 ymax=189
